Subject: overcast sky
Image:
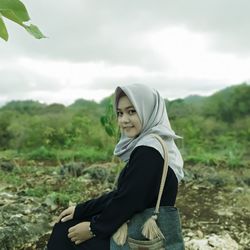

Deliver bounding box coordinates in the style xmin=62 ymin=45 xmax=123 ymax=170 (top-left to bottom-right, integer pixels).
xmin=0 ymin=0 xmax=250 ymax=107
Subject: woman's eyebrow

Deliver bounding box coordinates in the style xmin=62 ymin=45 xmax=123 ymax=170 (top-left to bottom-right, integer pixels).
xmin=117 ymin=106 xmax=134 ymax=111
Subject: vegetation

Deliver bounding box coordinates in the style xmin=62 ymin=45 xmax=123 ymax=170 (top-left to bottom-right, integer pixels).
xmin=0 ymin=83 xmax=249 ymax=168
xmin=0 ymin=83 xmax=249 ymax=249
xmin=167 ymin=83 xmax=250 ymax=167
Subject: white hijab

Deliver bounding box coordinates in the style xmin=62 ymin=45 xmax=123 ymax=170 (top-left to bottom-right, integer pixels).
xmin=113 ymin=84 xmax=184 ymax=182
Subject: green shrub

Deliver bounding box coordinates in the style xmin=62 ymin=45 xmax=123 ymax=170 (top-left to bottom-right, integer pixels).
xmin=27 ymin=146 xmax=57 ymax=160
xmin=57 ymin=147 xmax=111 ymax=163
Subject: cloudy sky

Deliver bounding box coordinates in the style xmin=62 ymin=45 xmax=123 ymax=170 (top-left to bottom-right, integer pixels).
xmin=0 ymin=0 xmax=250 ymax=107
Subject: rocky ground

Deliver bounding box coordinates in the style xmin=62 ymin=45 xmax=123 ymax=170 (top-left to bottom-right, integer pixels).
xmin=0 ymin=162 xmax=249 ymax=250
xmin=178 ymin=165 xmax=250 ymax=250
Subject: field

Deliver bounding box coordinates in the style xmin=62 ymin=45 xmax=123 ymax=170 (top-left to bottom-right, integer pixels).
xmin=0 ymin=159 xmax=249 ymax=249
xmin=0 ymin=83 xmax=249 ymax=249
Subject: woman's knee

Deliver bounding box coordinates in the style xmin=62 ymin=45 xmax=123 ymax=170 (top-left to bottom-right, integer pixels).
xmin=47 ymin=221 xmax=76 ymax=249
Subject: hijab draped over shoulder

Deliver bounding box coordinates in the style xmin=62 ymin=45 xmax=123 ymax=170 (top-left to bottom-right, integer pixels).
xmin=113 ymin=83 xmax=184 ymax=182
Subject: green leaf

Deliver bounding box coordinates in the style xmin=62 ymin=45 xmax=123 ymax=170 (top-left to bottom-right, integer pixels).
xmin=0 ymin=0 xmax=46 ymax=40
xmin=0 ymin=14 xmax=8 ymax=41
xmin=0 ymin=9 xmax=23 ymax=26
xmin=105 ymin=126 xmax=114 ymax=136
xmin=0 ymin=0 xmax=30 ymax=22
xmin=24 ymin=24 xmax=46 ymax=39
xmin=100 ymin=116 xmax=107 ymax=126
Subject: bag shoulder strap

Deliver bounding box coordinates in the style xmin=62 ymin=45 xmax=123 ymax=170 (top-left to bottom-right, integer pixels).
xmin=151 ymin=134 xmax=169 ymax=215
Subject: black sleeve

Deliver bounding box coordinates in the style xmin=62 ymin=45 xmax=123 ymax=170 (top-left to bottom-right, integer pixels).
xmin=90 ymin=146 xmax=164 ymax=239
xmin=73 ymin=191 xmax=116 ymax=220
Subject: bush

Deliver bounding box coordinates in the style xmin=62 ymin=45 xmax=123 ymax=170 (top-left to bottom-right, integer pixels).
xmin=57 ymin=147 xmax=111 ymax=163
xmin=27 ymin=146 xmax=57 ymax=160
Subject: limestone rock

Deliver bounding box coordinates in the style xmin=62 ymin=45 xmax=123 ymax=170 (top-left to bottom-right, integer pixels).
xmin=0 ymin=161 xmax=15 ymax=172
xmin=185 ymin=233 xmax=239 ymax=250
xmin=0 ymin=192 xmax=51 ymax=250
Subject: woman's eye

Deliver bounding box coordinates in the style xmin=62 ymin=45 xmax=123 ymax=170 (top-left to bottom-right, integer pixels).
xmin=128 ymin=109 xmax=136 ymax=115
xmin=117 ymin=111 xmax=122 ymax=117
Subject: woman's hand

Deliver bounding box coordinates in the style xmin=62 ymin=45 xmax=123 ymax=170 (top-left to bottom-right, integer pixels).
xmin=57 ymin=206 xmax=76 ymax=223
xmin=68 ymin=221 xmax=93 ymax=245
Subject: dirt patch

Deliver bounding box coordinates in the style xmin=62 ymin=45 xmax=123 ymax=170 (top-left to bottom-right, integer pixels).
xmin=177 ymin=165 xmax=250 ymax=249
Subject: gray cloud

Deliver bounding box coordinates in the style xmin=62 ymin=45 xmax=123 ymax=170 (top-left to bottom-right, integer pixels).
xmin=1 ymin=0 xmax=249 ymax=106
xmin=2 ymin=0 xmax=250 ymax=63
xmin=90 ymin=74 xmax=230 ymax=100
xmin=0 ymin=66 xmax=61 ymax=94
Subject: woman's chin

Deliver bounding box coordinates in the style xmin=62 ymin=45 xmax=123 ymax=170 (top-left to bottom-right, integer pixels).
xmin=124 ymin=131 xmax=139 ymax=138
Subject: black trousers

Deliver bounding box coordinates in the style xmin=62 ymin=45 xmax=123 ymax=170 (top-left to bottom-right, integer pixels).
xmin=47 ymin=167 xmax=178 ymax=250
xmin=47 ymin=217 xmax=109 ymax=250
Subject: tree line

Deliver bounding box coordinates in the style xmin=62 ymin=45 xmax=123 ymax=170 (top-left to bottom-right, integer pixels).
xmin=0 ymin=83 xmax=249 ymax=166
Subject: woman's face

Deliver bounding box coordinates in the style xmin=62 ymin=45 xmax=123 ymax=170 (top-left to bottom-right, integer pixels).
xmin=117 ymin=95 xmax=142 ymax=138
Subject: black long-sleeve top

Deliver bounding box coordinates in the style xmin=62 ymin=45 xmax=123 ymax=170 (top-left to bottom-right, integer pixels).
xmin=73 ymin=146 xmax=178 ymax=239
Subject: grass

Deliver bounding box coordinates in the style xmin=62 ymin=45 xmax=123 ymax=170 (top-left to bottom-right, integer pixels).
xmin=21 ymin=146 xmax=111 ymax=163
xmin=234 ymin=190 xmax=250 ymax=208
xmin=0 ymin=140 xmax=248 ymax=211
xmin=183 ymin=144 xmax=248 ymax=168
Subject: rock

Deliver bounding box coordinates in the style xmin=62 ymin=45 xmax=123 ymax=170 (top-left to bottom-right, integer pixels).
xmin=82 ymin=165 xmax=110 ymax=181
xmin=196 ymin=230 xmax=204 ymax=239
xmin=0 ymin=193 xmax=52 ymax=250
xmin=185 ymin=233 xmax=239 ymax=250
xmin=232 ymin=187 xmax=244 ymax=193
xmin=60 ymin=162 xmax=85 ymax=177
xmin=0 ymin=161 xmax=15 ymax=172
xmin=215 ymin=207 xmax=234 ymax=217
xmin=186 ymin=238 xmax=210 ymax=250
xmin=1 ymin=192 xmax=17 ymax=199
xmin=208 ymin=234 xmax=239 ymax=249
xmin=43 ymin=194 xmax=59 ymax=211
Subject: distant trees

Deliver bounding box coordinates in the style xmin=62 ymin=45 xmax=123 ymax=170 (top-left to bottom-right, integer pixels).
xmin=168 ymin=83 xmax=250 ymax=124
xmin=203 ymin=83 xmax=250 ymax=123
xmin=0 ymin=83 xmax=249 ymax=164
xmin=0 ymin=111 xmax=14 ymax=149
xmin=2 ymin=100 xmax=45 ymax=115
xmin=0 ymin=99 xmax=113 ymax=152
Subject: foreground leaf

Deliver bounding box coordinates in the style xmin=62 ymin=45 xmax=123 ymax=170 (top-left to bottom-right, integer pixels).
xmin=0 ymin=0 xmax=46 ymax=41
xmin=24 ymin=24 xmax=46 ymax=39
xmin=0 ymin=0 xmax=30 ymax=22
xmin=0 ymin=9 xmax=23 ymax=26
xmin=0 ymin=14 xmax=8 ymax=40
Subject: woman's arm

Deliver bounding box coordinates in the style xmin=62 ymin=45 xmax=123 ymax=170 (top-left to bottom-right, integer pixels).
xmin=73 ymin=190 xmax=116 ymax=220
xmin=90 ymin=146 xmax=164 ymax=238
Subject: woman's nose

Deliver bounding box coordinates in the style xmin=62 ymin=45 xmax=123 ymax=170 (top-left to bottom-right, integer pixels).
xmin=120 ymin=113 xmax=130 ymax=123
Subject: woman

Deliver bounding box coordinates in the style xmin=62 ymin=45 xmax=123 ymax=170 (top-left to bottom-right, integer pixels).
xmin=47 ymin=83 xmax=184 ymax=250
